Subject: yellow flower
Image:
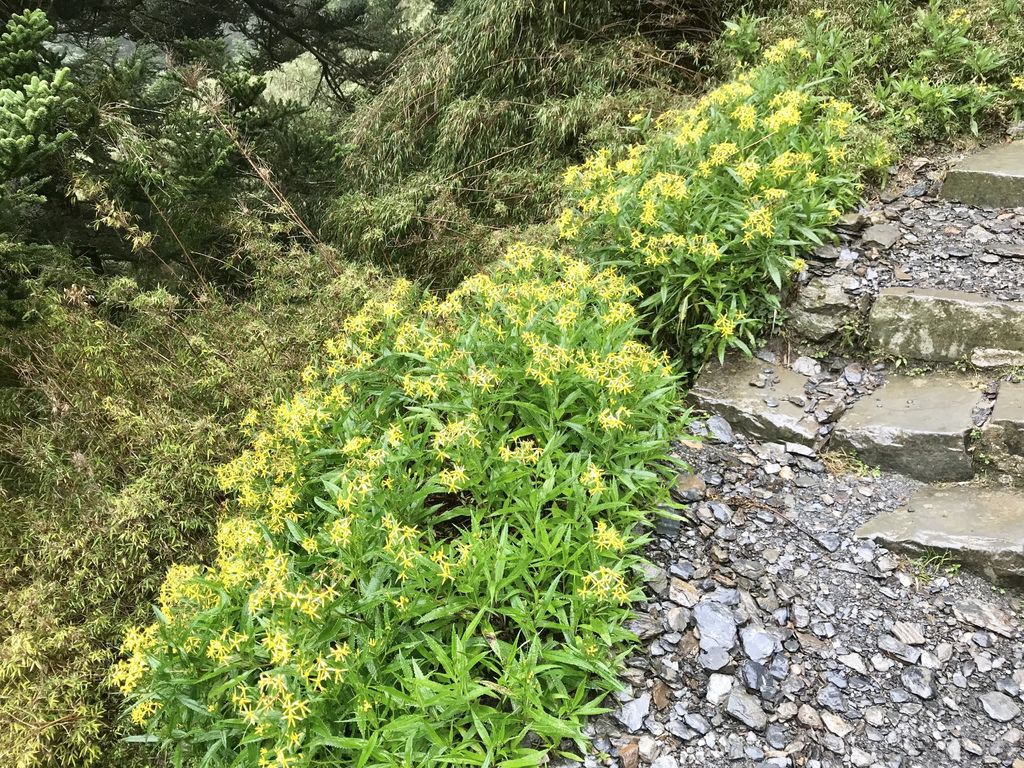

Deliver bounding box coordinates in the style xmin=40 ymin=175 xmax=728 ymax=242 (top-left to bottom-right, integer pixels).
xmin=438 ymin=464 xmax=468 ymax=492
xmin=592 ymin=520 xmax=627 ymax=552
xmin=742 ymin=206 xmax=775 ymax=243
xmin=129 ymin=699 xmax=160 ymax=726
xmin=731 ymin=103 xmax=756 ymax=131
xmin=1012 ymin=75 xmax=1024 ymax=91
xmin=713 ymin=313 xmax=737 ymax=338
xmin=597 ymin=407 xmax=631 ymax=431
xmin=734 ymin=157 xmax=761 ymax=186
xmin=579 ymin=566 xmax=630 ymax=603
xmin=708 ymin=141 xmax=739 ymax=167
xmin=579 ymin=462 xmax=606 ymax=496
xmin=810 ymin=8 xmax=826 ymax=19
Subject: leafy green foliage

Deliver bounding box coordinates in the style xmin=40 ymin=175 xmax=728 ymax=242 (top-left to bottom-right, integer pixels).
xmin=560 ymin=43 xmax=867 ymax=367
xmin=715 ymin=0 xmax=1024 ymax=147
xmin=113 ymin=247 xmax=681 ymax=767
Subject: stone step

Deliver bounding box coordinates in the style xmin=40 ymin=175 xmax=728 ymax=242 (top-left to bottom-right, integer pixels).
xmin=690 ymin=356 xmax=819 ymax=447
xmin=831 ymin=373 xmax=984 ymax=483
xmin=941 ymin=141 xmax=1024 ymax=208
xmin=981 ymin=380 xmax=1024 ymax=481
xmin=868 ymin=287 xmax=1024 ymax=367
xmin=856 ymin=484 xmax=1024 ymax=584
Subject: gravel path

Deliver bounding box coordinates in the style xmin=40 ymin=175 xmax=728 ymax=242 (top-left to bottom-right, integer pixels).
xmin=579 ymin=420 xmax=1024 ymax=768
xmin=804 ymin=152 xmax=1024 ymax=303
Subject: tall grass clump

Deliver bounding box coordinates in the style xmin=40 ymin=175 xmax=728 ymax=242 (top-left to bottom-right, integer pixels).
xmin=113 ymin=246 xmax=682 ymax=767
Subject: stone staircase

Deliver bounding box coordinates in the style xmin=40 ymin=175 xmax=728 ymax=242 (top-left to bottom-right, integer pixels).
xmin=691 ymin=141 xmax=1024 ymax=585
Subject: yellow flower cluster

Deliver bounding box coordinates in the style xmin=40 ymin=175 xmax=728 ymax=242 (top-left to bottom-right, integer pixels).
xmin=742 ymin=206 xmax=775 ymax=243
xmin=579 ymin=462 xmax=606 ymax=496
xmin=498 ymin=438 xmax=543 ymax=465
xmin=592 ymin=520 xmax=627 ymax=552
xmin=578 ymin=566 xmax=630 ymax=603
xmin=597 ymin=406 xmax=631 ymax=431
xmin=763 ymin=37 xmax=811 ymax=64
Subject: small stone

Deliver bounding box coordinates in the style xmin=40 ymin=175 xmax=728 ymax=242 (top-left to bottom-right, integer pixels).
xmin=901 ymin=667 xmax=936 ymax=700
xmin=616 ymin=694 xmax=650 ymax=732
xmin=707 ymin=673 xmax=734 ymax=705
xmin=791 ymin=356 xmax=821 ymax=377
xmin=741 ymin=626 xmax=781 ymax=665
xmin=862 ymin=223 xmax=901 ymax=249
xmin=798 ymin=704 xmax=823 ymax=729
xmin=980 ymin=691 xmax=1021 ymax=722
xmin=726 ymin=688 xmax=767 ymax=730
xmin=879 ymin=634 xmax=921 ymax=664
xmin=641 ymin=563 xmax=668 ymax=597
xmin=651 ymin=680 xmax=671 ymax=711
xmin=674 ymin=473 xmax=706 ymax=502
xmin=821 ymin=712 xmax=853 ymax=738
xmin=684 ymin=712 xmax=710 ymax=735
xmin=706 ymin=415 xmax=735 ymax=443
xmin=618 ymin=740 xmax=639 ymax=768
xmin=838 ymin=652 xmax=868 ymax=675
xmin=651 ymin=756 xmax=678 ymax=768
xmin=850 ymin=748 xmax=874 ymax=767
xmin=863 ymin=706 xmax=886 ymax=727
xmin=694 ymin=600 xmax=738 ymax=670
xmin=669 ymin=578 xmax=699 ymax=608
xmin=953 ymin=599 xmax=1015 ymax=638
xmin=893 ymin=622 xmax=926 ymax=646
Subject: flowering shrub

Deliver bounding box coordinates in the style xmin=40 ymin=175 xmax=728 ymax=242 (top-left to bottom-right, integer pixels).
xmin=559 ymin=40 xmax=866 ymax=366
xmin=112 ymin=246 xmax=682 ymax=767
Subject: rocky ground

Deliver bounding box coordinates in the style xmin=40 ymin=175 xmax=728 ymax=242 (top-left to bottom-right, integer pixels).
xmin=579 ymin=419 xmax=1024 ymax=768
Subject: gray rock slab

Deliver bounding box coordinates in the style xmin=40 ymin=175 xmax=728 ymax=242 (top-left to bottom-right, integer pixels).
xmin=981 ymin=381 xmax=1024 ymax=481
xmin=941 ymin=141 xmax=1024 ymax=208
xmin=831 ymin=375 xmax=980 ymax=482
xmin=788 ymin=275 xmax=862 ymax=341
xmin=856 ymin=485 xmax=1024 ymax=583
xmin=868 ymin=287 xmax=1024 ymax=365
xmin=691 ymin=356 xmax=817 ymax=446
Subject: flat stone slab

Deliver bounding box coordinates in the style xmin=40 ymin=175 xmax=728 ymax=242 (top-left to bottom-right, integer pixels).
xmin=831 ymin=375 xmax=980 ymax=482
xmin=868 ymin=287 xmax=1024 ymax=366
xmin=857 ymin=485 xmax=1024 ymax=583
xmin=981 ymin=381 xmax=1024 ymax=481
xmin=941 ymin=141 xmax=1024 ymax=208
xmin=691 ymin=356 xmax=817 ymax=446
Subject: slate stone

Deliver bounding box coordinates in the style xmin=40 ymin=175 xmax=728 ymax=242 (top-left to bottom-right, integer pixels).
xmin=616 ymin=693 xmax=651 ymax=732
xmin=901 ymin=667 xmax=936 ymax=700
xmin=694 ymin=600 xmax=738 ymax=670
xmin=862 ymin=223 xmax=901 ymax=250
xmin=726 ymin=688 xmax=767 ymax=730
xmin=832 ymin=375 xmax=980 ymax=482
xmin=979 ymin=691 xmax=1022 ymax=722
xmin=858 ymin=486 xmax=1024 ymax=583
xmin=706 ymin=415 xmax=735 ymax=444
xmin=868 ymin=287 xmax=1024 ymax=366
xmin=740 ymin=626 xmax=781 ymax=665
xmin=690 ymin=356 xmax=817 ymax=447
xmin=941 ymin=141 xmax=1024 ymax=208
xmin=953 ymin=598 xmax=1016 ymax=638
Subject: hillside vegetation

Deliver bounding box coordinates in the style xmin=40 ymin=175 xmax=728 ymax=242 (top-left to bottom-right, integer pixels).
xmin=1 ymin=1 xmax=1023 ymax=767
